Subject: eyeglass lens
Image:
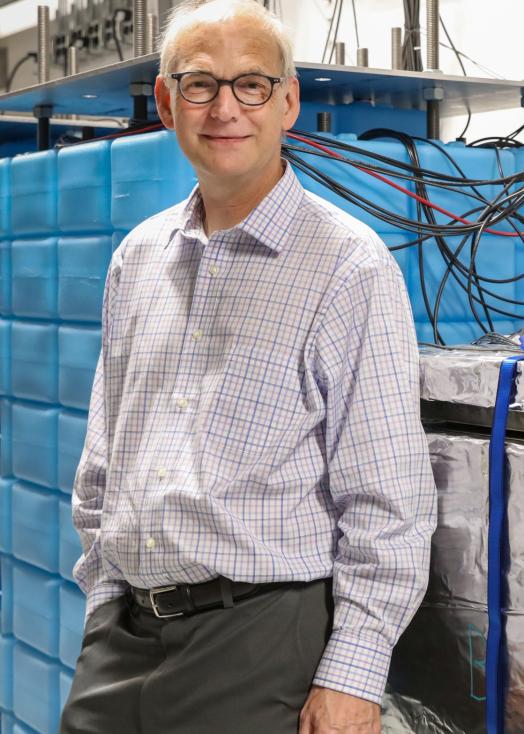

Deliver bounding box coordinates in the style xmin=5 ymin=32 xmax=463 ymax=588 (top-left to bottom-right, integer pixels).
xmin=179 ymin=73 xmax=274 ymax=104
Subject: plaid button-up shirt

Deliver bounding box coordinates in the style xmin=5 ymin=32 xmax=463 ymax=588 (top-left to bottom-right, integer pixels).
xmin=72 ymin=160 xmax=436 ymax=703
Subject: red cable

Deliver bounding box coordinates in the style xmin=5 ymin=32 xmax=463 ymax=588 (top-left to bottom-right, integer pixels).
xmin=287 ymin=132 xmax=524 ymax=238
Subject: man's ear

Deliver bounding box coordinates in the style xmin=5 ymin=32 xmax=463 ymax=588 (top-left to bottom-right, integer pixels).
xmin=155 ymin=75 xmax=175 ymax=130
xmin=282 ymin=76 xmax=300 ymax=133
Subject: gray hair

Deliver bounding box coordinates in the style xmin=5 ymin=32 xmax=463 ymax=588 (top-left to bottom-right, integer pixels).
xmin=158 ymin=0 xmax=296 ymax=79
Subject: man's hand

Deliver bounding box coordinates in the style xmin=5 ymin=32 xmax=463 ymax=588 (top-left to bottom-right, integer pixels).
xmin=299 ymin=685 xmax=381 ymax=733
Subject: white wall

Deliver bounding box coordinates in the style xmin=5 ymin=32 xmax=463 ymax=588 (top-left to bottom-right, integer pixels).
xmin=0 ymin=0 xmax=522 ymax=142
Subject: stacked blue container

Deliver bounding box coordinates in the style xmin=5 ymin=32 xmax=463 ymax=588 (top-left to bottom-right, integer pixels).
xmin=0 ymin=130 xmax=197 ymax=732
xmin=0 ymin=141 xmax=111 ymax=733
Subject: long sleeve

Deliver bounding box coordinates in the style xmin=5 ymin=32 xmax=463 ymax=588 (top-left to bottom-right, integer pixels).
xmin=311 ymin=248 xmax=437 ymax=703
xmin=71 ymin=248 xmax=129 ymax=625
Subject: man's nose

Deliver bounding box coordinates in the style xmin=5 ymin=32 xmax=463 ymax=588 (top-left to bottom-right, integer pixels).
xmin=208 ymin=83 xmax=242 ymax=121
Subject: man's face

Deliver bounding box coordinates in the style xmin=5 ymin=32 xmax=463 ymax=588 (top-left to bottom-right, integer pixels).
xmin=155 ymin=19 xmax=300 ymax=186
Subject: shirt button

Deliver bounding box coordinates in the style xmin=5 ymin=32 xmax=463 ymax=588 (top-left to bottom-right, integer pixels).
xmin=157 ymin=467 xmax=167 ymax=479
xmin=192 ymin=329 xmax=203 ymax=341
xmin=209 ymin=265 xmax=219 ymax=276
xmin=145 ymin=537 xmax=156 ymax=550
xmin=176 ymin=397 xmax=189 ymax=410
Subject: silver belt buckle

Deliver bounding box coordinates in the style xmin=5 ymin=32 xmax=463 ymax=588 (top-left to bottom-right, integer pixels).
xmin=149 ymin=585 xmax=185 ymax=619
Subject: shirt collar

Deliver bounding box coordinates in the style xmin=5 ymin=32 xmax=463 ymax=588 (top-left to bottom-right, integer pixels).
xmin=165 ymin=160 xmax=303 ymax=254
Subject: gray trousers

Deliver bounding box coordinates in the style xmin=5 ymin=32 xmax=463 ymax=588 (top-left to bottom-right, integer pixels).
xmin=59 ymin=576 xmax=334 ymax=734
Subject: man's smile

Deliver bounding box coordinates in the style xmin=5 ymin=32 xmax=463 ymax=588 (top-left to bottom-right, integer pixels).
xmin=201 ymin=134 xmax=252 ymax=143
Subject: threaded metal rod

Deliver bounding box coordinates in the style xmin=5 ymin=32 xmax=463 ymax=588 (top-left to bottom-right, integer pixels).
xmin=334 ymin=42 xmax=346 ymax=66
xmin=357 ymin=48 xmax=368 ymax=67
xmin=133 ymin=0 xmax=147 ymax=57
xmin=426 ymin=0 xmax=439 ymax=71
xmin=37 ymin=5 xmax=50 ymax=83
xmin=391 ymin=27 xmax=402 ymax=69
xmin=427 ymin=100 xmax=440 ymax=139
xmin=146 ymin=13 xmax=158 ymax=55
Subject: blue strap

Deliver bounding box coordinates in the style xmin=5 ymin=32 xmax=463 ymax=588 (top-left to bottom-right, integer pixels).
xmin=487 ymin=355 xmax=524 ymax=734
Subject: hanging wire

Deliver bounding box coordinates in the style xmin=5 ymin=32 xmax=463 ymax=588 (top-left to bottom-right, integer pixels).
xmin=351 ymin=0 xmax=360 ymax=49
xmin=322 ymin=0 xmax=342 ymax=64
xmin=328 ymin=0 xmax=345 ymax=64
xmin=438 ymin=14 xmax=471 ymax=140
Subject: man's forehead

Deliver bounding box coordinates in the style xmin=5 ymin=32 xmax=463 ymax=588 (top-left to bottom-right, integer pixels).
xmin=174 ymin=20 xmax=281 ymax=70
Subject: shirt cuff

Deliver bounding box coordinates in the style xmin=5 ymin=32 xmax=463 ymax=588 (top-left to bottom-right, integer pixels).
xmin=84 ymin=579 xmax=129 ymax=626
xmin=312 ymin=629 xmax=393 ymax=704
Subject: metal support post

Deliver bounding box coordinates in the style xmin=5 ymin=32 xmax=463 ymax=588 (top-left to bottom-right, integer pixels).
xmin=424 ymin=87 xmax=444 ymax=140
xmin=129 ymin=81 xmax=153 ymax=126
xmin=356 ymin=48 xmax=369 ymax=67
xmin=133 ymin=0 xmax=147 ymax=57
xmin=391 ymin=27 xmax=402 ymax=70
xmin=426 ymin=0 xmax=440 ymax=72
xmin=34 ymin=104 xmax=53 ymax=150
xmin=37 ymin=5 xmax=50 ymax=84
xmin=317 ymin=112 xmax=332 ymax=132
xmin=67 ymin=45 xmax=78 ymax=75
xmin=146 ymin=13 xmax=159 ymax=55
xmin=334 ymin=42 xmax=346 ymax=66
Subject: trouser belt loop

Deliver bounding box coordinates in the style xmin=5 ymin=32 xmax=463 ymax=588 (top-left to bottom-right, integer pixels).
xmin=219 ymin=576 xmax=234 ymax=609
xmin=183 ymin=586 xmax=196 ymax=614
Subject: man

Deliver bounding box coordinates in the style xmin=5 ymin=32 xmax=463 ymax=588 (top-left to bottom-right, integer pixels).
xmin=60 ymin=1 xmax=436 ymax=733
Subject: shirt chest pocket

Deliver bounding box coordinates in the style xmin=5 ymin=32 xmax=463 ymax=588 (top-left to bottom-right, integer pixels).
xmin=199 ymin=348 xmax=311 ymax=461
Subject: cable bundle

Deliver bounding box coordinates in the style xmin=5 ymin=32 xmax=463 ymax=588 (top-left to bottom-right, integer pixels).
xmin=402 ymin=0 xmax=423 ymax=71
xmin=282 ymin=128 xmax=524 ymax=345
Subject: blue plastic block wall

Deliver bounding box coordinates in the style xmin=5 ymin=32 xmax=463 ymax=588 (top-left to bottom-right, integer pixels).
xmin=0 ymin=127 xmax=522 ymax=731
xmin=0 ymin=130 xmax=197 ymax=732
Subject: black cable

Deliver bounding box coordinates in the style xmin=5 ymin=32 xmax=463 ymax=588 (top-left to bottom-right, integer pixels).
xmin=284 ymin=142 xmax=492 ymax=206
xmin=508 ymin=122 xmax=524 ymax=141
xmin=439 ymin=15 xmax=471 ymax=140
xmin=283 ymin=147 xmax=513 ymax=239
xmin=293 ymin=129 xmax=522 ymax=187
xmin=328 ymin=0 xmax=345 ymax=64
xmin=112 ymin=8 xmax=131 ymax=61
xmin=321 ymin=0 xmax=341 ymax=64
xmin=439 ymin=15 xmax=466 ymax=75
xmin=5 ymin=52 xmax=37 ymax=92
xmin=468 ymin=136 xmax=523 ymax=149
xmin=402 ymin=0 xmax=423 ymax=71
xmin=284 ymin=128 xmax=524 ymax=342
xmin=286 ymin=137 xmax=522 ymax=235
xmin=351 ymin=0 xmax=360 ymax=49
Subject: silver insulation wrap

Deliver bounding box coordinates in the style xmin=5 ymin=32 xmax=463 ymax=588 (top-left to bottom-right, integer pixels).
xmin=419 ymin=346 xmax=524 ymax=410
xmin=383 ymin=348 xmax=524 ymax=733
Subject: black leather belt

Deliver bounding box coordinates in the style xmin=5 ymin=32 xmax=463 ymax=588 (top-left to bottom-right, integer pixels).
xmin=129 ymin=576 xmax=299 ymax=619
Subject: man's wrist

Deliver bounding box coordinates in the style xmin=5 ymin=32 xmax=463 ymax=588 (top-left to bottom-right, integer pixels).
xmin=312 ymin=630 xmax=393 ymax=705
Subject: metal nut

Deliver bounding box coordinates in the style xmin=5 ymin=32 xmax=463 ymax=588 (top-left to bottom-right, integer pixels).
xmin=423 ymin=86 xmax=444 ymax=102
xmin=130 ymin=81 xmax=153 ymax=96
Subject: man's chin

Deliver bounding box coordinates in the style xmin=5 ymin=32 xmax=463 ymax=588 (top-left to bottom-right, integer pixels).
xmin=200 ymin=161 xmax=253 ymax=181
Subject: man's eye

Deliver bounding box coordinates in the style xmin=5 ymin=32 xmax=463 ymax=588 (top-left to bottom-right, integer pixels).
xmin=238 ymin=79 xmax=265 ymax=91
xmin=189 ymin=80 xmax=213 ymax=89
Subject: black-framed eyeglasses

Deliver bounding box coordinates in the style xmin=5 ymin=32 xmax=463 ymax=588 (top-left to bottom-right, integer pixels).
xmin=167 ymin=71 xmax=285 ymax=106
